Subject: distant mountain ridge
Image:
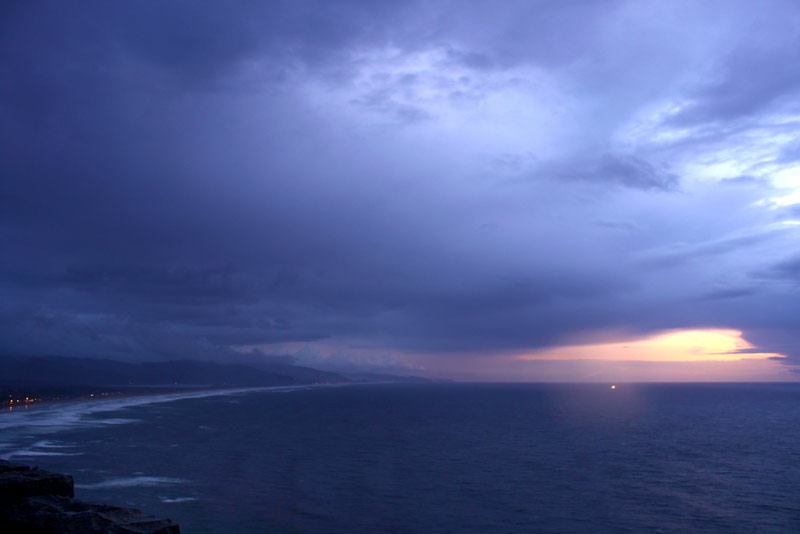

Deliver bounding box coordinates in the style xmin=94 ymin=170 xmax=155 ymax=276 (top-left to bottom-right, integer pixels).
xmin=0 ymin=355 xmax=346 ymax=388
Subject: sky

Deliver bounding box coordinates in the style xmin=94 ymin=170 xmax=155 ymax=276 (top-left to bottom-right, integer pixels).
xmin=2 ymin=0 xmax=800 ymax=381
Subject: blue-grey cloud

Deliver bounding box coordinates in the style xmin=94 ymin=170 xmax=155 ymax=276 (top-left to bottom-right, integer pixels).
xmin=760 ymin=256 xmax=800 ymax=283
xmin=2 ymin=0 xmax=800 ymax=375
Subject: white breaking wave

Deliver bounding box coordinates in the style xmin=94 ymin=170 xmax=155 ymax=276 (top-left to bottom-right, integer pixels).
xmin=160 ymin=497 xmax=198 ymax=503
xmin=76 ymin=476 xmax=186 ymax=489
xmin=3 ymin=438 xmax=83 ymax=459
xmin=32 ymin=440 xmax=75 ymax=449
xmin=94 ymin=418 xmax=141 ymax=425
xmin=5 ymin=450 xmax=83 ymax=458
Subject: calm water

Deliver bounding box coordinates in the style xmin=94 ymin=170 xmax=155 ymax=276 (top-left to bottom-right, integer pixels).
xmin=2 ymin=383 xmax=800 ymax=533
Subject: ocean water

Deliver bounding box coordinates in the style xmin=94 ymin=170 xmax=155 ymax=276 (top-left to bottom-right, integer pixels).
xmin=2 ymin=383 xmax=800 ymax=533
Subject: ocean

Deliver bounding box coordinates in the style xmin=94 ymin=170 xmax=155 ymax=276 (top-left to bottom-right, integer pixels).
xmin=2 ymin=383 xmax=799 ymax=533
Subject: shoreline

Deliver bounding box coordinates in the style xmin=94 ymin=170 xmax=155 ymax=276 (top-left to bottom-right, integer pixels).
xmin=1 ymin=385 xmax=236 ymax=413
xmin=0 ymin=382 xmax=357 ymax=461
xmin=0 ymin=381 xmax=354 ymax=414
xmin=0 ymin=382 xmax=360 ymax=426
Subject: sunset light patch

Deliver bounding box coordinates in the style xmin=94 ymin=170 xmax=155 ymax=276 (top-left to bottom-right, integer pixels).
xmin=520 ymin=329 xmax=784 ymax=362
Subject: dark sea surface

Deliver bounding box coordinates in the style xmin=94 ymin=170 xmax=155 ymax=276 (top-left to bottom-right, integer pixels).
xmin=2 ymin=383 xmax=800 ymax=533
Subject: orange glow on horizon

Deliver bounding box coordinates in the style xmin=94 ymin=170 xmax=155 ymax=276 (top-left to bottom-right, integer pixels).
xmin=520 ymin=329 xmax=785 ymax=362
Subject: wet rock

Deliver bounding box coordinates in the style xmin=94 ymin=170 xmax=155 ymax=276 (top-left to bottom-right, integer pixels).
xmin=0 ymin=460 xmax=74 ymax=501
xmin=0 ymin=460 xmax=179 ymax=534
xmin=2 ymin=495 xmax=180 ymax=534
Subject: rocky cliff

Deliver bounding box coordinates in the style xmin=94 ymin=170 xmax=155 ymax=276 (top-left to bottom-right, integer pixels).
xmin=0 ymin=460 xmax=178 ymax=534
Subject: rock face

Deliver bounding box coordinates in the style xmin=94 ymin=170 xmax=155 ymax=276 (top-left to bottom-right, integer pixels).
xmin=0 ymin=460 xmax=74 ymax=502
xmin=0 ymin=460 xmax=179 ymax=534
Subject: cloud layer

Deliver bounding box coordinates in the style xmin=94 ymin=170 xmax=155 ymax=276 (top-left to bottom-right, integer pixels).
xmin=2 ymin=1 xmax=800 ymax=377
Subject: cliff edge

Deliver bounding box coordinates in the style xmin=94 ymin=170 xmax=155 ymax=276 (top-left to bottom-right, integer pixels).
xmin=0 ymin=460 xmax=178 ymax=534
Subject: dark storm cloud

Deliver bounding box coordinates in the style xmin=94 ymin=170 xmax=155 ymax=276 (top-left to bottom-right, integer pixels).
xmin=698 ymin=287 xmax=758 ymax=302
xmin=760 ymin=256 xmax=800 ymax=283
xmin=668 ymin=44 xmax=800 ymax=126
xmin=548 ymin=153 xmax=678 ymax=191
xmin=639 ymin=228 xmax=789 ymax=268
xmin=2 ymin=0 xmax=800 ymax=375
xmin=1 ymin=1 xmax=413 ymax=91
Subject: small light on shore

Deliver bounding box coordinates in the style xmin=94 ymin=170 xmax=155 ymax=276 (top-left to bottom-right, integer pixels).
xmin=611 ymin=385 xmax=616 ymax=390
